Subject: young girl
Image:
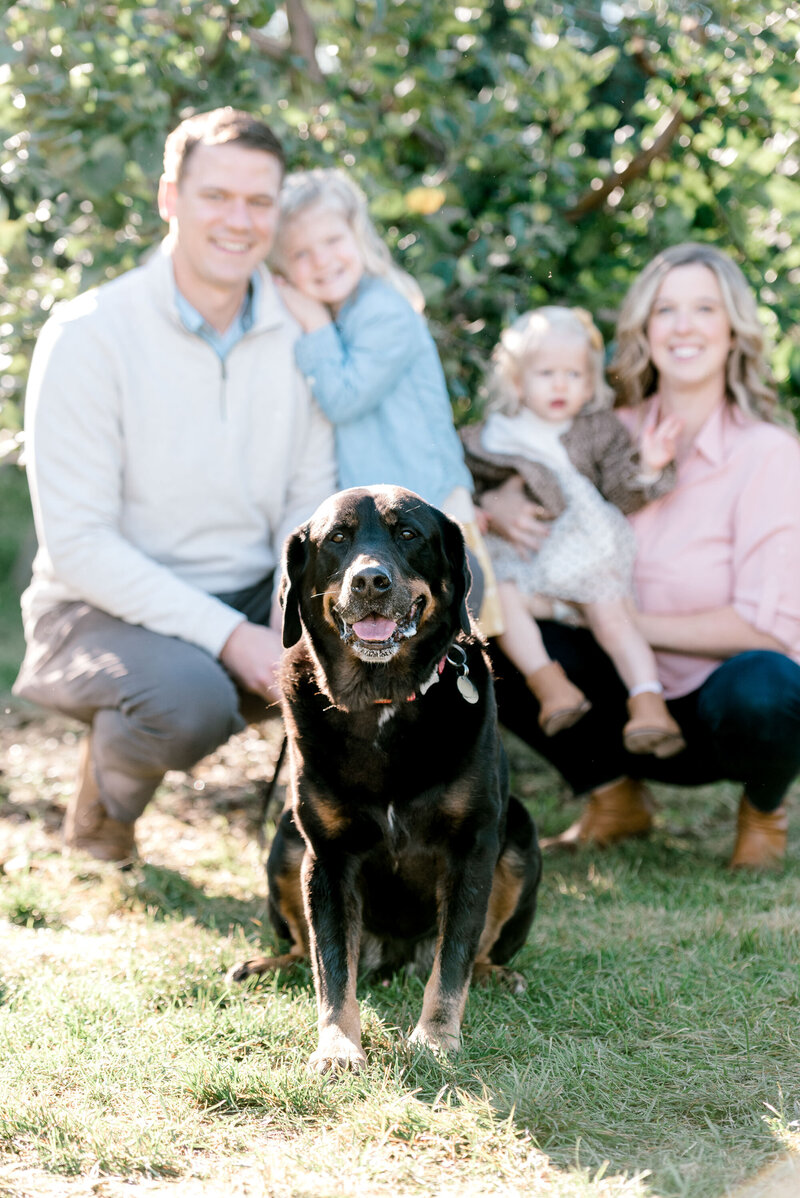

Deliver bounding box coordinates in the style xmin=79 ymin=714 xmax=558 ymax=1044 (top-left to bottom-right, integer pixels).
xmin=462 ymin=306 xmax=686 ymax=757
xmin=270 ymin=166 xmax=503 ymax=635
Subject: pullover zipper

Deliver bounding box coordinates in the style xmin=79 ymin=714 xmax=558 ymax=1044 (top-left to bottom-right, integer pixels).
xmin=219 ymin=357 xmax=228 ymax=420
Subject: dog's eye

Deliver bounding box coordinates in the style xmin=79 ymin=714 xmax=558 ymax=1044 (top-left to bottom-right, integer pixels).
xmin=329 ymin=530 xmax=347 ymax=543
xmin=399 ymin=528 xmax=417 ymax=541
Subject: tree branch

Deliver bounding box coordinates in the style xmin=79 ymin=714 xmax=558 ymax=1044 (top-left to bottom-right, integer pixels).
xmin=563 ymin=12 xmax=711 ymax=223
xmin=205 ymin=7 xmax=234 ymax=70
xmin=243 ymin=25 xmax=291 ymax=64
xmin=564 ymin=101 xmax=686 ymax=223
xmin=287 ymin=0 xmax=324 ymax=83
xmin=242 ymin=0 xmax=324 ymax=84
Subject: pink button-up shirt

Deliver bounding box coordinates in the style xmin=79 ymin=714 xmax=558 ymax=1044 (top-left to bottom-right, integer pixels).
xmin=618 ymin=398 xmax=800 ymax=699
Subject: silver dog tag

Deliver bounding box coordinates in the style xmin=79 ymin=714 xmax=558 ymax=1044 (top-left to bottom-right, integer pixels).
xmin=457 ymin=675 xmax=479 ymax=704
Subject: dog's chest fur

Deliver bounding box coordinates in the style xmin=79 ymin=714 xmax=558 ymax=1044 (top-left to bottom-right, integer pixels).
xmin=288 ymin=646 xmax=491 ymax=795
xmin=284 ymin=645 xmax=499 ymax=867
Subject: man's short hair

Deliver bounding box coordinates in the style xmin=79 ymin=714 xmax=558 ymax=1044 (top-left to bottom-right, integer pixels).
xmin=163 ymin=108 xmax=285 ymax=185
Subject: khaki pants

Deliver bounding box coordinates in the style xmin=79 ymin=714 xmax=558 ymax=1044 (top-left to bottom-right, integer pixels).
xmin=13 ymin=577 xmax=275 ymax=823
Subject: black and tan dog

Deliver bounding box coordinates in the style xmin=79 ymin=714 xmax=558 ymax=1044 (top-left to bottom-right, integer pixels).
xmin=230 ymin=485 xmax=541 ymax=1073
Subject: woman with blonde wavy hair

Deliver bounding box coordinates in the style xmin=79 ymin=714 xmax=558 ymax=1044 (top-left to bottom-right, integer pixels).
xmin=482 ymin=243 xmax=800 ymax=869
xmin=612 ymin=241 xmax=784 ymax=423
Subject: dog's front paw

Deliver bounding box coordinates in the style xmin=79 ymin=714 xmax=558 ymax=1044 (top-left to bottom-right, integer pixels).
xmin=409 ymin=1021 xmax=461 ymax=1056
xmin=309 ymin=1032 xmax=366 ymax=1076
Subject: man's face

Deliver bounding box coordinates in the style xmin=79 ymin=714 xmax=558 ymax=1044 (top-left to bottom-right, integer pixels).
xmin=159 ymin=140 xmax=283 ymax=302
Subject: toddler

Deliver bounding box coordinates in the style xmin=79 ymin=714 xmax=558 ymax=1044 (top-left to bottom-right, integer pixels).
xmin=463 ymin=306 xmax=686 ymax=757
xmin=271 ymin=166 xmax=503 ymax=635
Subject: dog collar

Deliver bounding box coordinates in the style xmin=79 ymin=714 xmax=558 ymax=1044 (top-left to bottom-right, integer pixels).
xmin=374 ymin=645 xmax=478 ymax=706
xmin=373 ymin=657 xmax=443 ymax=706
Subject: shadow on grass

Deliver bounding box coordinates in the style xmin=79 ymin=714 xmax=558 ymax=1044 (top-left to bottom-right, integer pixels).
xmin=130 ymin=861 xmax=268 ymax=936
xmin=0 ymin=788 xmax=64 ymax=830
xmin=328 ymin=817 xmax=800 ymax=1198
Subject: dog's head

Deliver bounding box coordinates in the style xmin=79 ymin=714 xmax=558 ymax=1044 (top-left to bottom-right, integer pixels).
xmin=281 ymin=486 xmax=471 ymax=670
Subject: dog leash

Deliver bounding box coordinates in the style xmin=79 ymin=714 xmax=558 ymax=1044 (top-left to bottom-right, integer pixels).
xmin=257 ymin=731 xmax=287 ymax=849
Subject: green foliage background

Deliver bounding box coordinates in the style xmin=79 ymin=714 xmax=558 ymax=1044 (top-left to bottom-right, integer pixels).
xmin=1 ymin=0 xmax=799 ymax=446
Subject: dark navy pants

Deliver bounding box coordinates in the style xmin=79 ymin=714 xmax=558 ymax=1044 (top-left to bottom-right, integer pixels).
xmin=490 ymin=622 xmax=800 ymax=812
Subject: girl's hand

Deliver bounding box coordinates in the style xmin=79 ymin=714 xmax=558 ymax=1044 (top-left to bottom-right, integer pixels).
xmin=274 ymin=277 xmax=331 ymax=332
xmin=640 ymin=413 xmax=684 ymax=474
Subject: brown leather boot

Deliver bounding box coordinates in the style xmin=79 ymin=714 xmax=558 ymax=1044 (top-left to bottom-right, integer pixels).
xmin=623 ymin=691 xmax=686 ymax=758
xmin=729 ymin=795 xmax=787 ymax=869
xmin=540 ymin=777 xmax=653 ymax=851
xmin=62 ymin=737 xmax=137 ymax=864
xmin=526 ymin=661 xmax=591 ymax=737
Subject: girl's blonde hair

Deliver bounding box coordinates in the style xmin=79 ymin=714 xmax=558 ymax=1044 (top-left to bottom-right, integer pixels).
xmin=610 ymin=242 xmax=784 ymax=424
xmin=487 ymin=306 xmax=613 ymax=416
xmin=271 ymin=167 xmax=424 ymax=312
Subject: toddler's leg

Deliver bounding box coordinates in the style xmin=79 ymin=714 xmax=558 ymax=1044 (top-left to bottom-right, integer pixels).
xmin=584 ymin=596 xmax=658 ymax=690
xmin=584 ymin=598 xmax=685 ymax=758
xmin=497 ymin=582 xmax=590 ymax=736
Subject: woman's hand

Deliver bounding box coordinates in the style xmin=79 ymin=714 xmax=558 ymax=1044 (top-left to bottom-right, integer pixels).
xmin=640 ymin=413 xmax=684 ymax=475
xmin=479 ymin=475 xmax=552 ymax=558
xmin=274 ymin=277 xmax=331 ymax=333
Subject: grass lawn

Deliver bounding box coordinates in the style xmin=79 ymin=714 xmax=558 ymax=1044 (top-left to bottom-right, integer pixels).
xmin=0 ymin=462 xmax=797 ymax=1196
xmin=0 ymin=706 xmax=798 ymax=1198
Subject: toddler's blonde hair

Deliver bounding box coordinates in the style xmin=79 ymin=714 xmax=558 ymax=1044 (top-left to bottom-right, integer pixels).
xmin=271 ymin=167 xmax=424 ymax=312
xmin=486 ymin=306 xmax=613 ymax=416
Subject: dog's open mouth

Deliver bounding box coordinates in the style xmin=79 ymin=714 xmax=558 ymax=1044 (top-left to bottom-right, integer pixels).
xmin=336 ymin=597 xmax=424 ymax=660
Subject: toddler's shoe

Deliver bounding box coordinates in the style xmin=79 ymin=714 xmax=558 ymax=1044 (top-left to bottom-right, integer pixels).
xmin=526 ymin=661 xmax=591 ymax=736
xmin=623 ymin=691 xmax=685 ymax=758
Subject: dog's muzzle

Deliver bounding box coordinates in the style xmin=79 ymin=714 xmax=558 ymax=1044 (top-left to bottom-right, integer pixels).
xmin=333 ymin=560 xmax=424 ymax=662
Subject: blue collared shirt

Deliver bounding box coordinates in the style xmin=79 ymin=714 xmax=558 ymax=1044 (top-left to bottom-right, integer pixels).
xmin=174 ymin=272 xmax=261 ymax=360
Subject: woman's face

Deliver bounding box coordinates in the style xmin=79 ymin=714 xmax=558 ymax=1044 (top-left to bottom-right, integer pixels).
xmin=646 ymin=263 xmax=733 ymax=394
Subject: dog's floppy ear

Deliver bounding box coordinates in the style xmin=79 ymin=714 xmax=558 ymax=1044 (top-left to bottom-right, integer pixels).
xmin=280 ymin=525 xmax=310 ymax=648
xmin=441 ymin=513 xmax=472 ymax=636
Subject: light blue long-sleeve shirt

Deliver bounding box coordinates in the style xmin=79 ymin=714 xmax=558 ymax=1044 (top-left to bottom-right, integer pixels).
xmin=293 ymin=275 xmax=473 ymax=509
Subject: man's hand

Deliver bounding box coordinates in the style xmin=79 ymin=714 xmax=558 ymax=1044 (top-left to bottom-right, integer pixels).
xmin=479 ymin=475 xmax=552 ymax=558
xmin=220 ymin=621 xmax=283 ymax=704
xmin=275 ymin=277 xmax=331 ymax=333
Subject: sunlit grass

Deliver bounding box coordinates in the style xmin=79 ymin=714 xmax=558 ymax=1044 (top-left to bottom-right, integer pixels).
xmin=0 ymin=711 xmax=798 ymax=1196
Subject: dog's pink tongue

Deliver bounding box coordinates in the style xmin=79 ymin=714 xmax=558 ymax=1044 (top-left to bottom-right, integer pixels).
xmin=352 ymin=616 xmax=397 ymax=641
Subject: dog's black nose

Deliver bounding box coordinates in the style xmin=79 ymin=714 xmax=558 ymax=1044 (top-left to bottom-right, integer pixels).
xmin=351 ymin=565 xmax=392 ymax=596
